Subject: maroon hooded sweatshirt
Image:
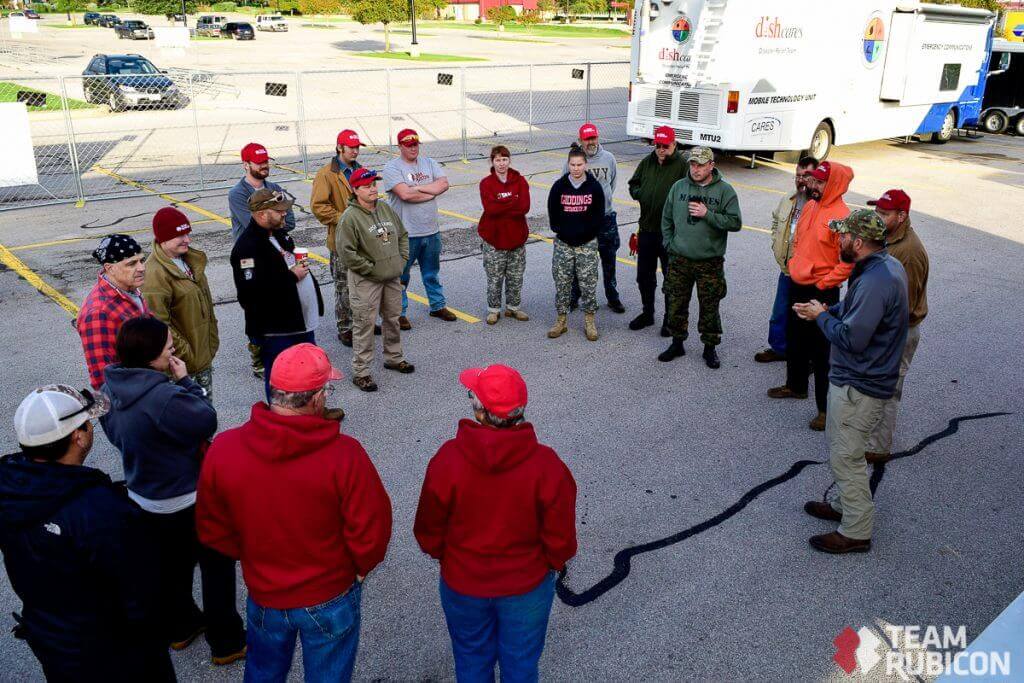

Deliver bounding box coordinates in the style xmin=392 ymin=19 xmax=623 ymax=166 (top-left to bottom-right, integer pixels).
xmin=478 ymin=168 xmax=531 ymax=250
xmin=414 ymin=419 xmax=577 ymax=598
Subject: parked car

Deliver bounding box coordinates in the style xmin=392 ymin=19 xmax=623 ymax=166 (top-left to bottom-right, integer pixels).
xmin=255 ymin=14 xmax=287 ymax=31
xmin=221 ymin=22 xmax=254 ymax=40
xmin=24 ymin=9 xmax=40 ymax=19
xmin=115 ymin=20 xmax=154 ymax=40
xmin=166 ymin=12 xmax=186 ymax=23
xmin=81 ymin=54 xmax=187 ymax=112
xmin=195 ymin=15 xmax=227 ymax=37
xmin=84 ymin=11 xmax=101 ymax=24
xmin=7 ymin=11 xmax=25 ymax=17
xmin=98 ymin=14 xmax=120 ymax=27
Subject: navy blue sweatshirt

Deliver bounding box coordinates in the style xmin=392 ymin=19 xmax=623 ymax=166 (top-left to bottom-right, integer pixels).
xmin=817 ymin=251 xmax=909 ymax=399
xmin=101 ymin=365 xmax=217 ymax=500
xmin=546 ymin=173 xmax=605 ymax=247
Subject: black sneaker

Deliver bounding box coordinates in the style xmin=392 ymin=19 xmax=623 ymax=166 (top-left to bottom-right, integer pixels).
xmin=628 ymin=313 xmax=654 ymax=331
xmin=658 ymin=339 xmax=685 ymax=362
xmin=608 ymin=300 xmax=626 ymax=314
xmin=703 ymin=344 xmax=721 ymax=369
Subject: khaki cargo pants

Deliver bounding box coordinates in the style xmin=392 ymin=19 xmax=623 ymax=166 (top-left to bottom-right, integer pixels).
xmin=349 ymin=271 xmax=403 ymax=378
xmin=865 ymin=325 xmax=921 ymax=455
xmin=827 ymin=383 xmax=886 ymax=540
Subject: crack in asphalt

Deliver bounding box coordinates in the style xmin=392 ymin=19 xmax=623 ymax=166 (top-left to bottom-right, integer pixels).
xmin=555 ymin=411 xmax=1014 ymax=607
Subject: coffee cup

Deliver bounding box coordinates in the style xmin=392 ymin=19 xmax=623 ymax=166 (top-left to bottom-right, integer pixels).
xmin=294 ymin=247 xmax=309 ymax=263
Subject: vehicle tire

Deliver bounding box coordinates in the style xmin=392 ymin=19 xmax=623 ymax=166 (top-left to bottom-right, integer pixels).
xmin=1013 ymin=115 xmax=1024 ymax=137
xmin=108 ymin=91 xmax=124 ymax=113
xmin=807 ymin=121 xmax=832 ymax=161
xmin=931 ymin=109 xmax=956 ymax=144
xmin=981 ymin=110 xmax=1008 ymax=135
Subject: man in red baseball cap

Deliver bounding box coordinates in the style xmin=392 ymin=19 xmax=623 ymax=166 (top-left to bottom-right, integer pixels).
xmin=382 ymin=127 xmax=457 ymax=326
xmin=228 ymin=142 xmax=296 ymax=380
xmin=312 ymin=129 xmax=367 ymax=347
xmin=198 ymin=342 xmax=391 ymax=681
xmin=415 ymin=364 xmax=576 ymax=681
xmin=143 ymin=206 xmax=219 ymax=400
xmin=564 ymin=121 xmax=624 ymax=313
xmin=863 ymin=189 xmax=928 ymax=463
xmin=627 ymin=125 xmax=686 ymax=334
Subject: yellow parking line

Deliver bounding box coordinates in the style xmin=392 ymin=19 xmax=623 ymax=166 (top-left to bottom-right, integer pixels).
xmin=91 ymin=166 xmax=231 ymax=227
xmin=0 ymin=243 xmax=79 ymax=317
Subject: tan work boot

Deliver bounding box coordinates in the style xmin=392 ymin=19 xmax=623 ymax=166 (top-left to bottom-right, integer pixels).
xmin=547 ymin=315 xmax=568 ymax=339
xmin=584 ymin=312 xmax=599 ymax=341
xmin=486 ymin=311 xmax=500 ymax=325
xmin=505 ymin=308 xmax=529 ymax=321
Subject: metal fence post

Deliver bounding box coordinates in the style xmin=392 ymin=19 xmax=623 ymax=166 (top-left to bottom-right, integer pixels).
xmin=460 ymin=68 xmax=468 ymax=162
xmin=385 ymin=69 xmax=393 ymax=152
xmin=585 ymin=62 xmax=592 ymax=122
xmin=59 ymin=77 xmax=86 ymax=205
xmin=528 ymin=65 xmax=534 ymax=149
xmin=294 ymin=71 xmax=309 ymax=178
xmin=188 ymin=74 xmax=205 ymax=190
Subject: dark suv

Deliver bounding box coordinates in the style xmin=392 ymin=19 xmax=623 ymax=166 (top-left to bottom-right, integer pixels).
xmin=98 ymin=14 xmax=120 ymax=27
xmin=115 ymin=20 xmax=154 ymax=39
xmin=83 ymin=11 xmax=101 ymax=24
xmin=221 ymin=22 xmax=254 ymax=40
xmin=81 ymin=54 xmax=187 ymax=112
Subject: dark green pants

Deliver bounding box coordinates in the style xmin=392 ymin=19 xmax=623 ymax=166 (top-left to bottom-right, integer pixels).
xmin=665 ymin=254 xmax=726 ymax=346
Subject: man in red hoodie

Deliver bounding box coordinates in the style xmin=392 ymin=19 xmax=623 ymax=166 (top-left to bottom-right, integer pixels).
xmin=478 ymin=145 xmax=531 ymax=325
xmin=414 ymin=365 xmax=577 ymax=681
xmin=768 ymin=161 xmax=855 ymax=431
xmin=197 ymin=343 xmax=392 ymax=682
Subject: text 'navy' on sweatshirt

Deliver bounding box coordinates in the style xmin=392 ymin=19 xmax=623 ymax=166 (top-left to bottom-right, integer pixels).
xmin=546 ymin=173 xmax=605 ymax=247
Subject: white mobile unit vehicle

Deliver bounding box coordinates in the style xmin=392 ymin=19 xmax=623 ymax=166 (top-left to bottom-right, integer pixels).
xmin=255 ymin=14 xmax=288 ymax=31
xmin=627 ymin=0 xmax=995 ymax=159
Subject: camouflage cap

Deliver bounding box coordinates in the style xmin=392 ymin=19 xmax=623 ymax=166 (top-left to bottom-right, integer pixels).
xmin=829 ymin=208 xmax=887 ymax=242
xmin=687 ymin=146 xmax=714 ymax=164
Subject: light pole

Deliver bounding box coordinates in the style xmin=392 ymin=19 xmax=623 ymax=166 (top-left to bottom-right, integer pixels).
xmin=181 ymin=0 xmax=187 ymax=26
xmin=408 ymin=0 xmax=419 ymax=56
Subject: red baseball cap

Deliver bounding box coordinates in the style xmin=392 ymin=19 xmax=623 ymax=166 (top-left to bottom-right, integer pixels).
xmin=868 ymin=189 xmax=911 ymax=212
xmin=152 ymin=206 xmax=192 ymax=244
xmin=397 ymin=128 xmax=420 ymax=147
xmin=270 ymin=343 xmax=343 ymax=392
xmin=578 ymin=122 xmax=599 ymax=140
xmin=349 ymin=168 xmax=379 ymax=188
xmin=459 ymin=364 xmax=528 ymax=420
xmin=809 ymin=161 xmax=831 ymax=182
xmin=241 ymin=142 xmax=269 ymax=164
xmin=653 ymin=126 xmax=675 ymax=145
xmin=337 ymin=129 xmax=363 ymax=148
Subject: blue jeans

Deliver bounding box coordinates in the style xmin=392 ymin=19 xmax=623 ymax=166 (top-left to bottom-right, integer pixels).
xmin=572 ymin=212 xmax=620 ymax=305
xmin=244 ymin=583 xmax=362 ymax=683
xmin=768 ymin=273 xmax=791 ymax=355
xmin=439 ymin=573 xmax=556 ymax=683
xmin=254 ymin=331 xmax=315 ymax=402
xmin=401 ymin=232 xmax=446 ymax=315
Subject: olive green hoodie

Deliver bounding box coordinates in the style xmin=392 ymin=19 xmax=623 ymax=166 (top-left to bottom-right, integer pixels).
xmin=661 ymin=168 xmax=742 ymax=260
xmin=336 ymin=200 xmax=410 ymax=282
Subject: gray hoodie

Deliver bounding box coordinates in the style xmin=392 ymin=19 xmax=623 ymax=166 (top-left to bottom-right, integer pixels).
xmin=563 ymin=143 xmax=617 ymax=215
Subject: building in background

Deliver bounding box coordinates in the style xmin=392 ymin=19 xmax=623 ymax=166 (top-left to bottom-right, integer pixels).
xmin=444 ymin=0 xmax=537 ymax=22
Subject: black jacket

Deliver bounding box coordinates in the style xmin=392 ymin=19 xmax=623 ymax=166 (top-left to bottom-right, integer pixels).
xmin=0 ymin=453 xmax=172 ymax=680
xmin=230 ymin=220 xmax=324 ymax=337
xmin=546 ymin=173 xmax=605 ymax=247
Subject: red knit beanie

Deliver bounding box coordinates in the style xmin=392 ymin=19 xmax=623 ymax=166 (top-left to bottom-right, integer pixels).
xmin=153 ymin=207 xmax=192 ymax=244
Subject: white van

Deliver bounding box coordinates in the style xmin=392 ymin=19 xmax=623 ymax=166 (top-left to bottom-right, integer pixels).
xmin=628 ymin=0 xmax=996 ymax=159
xmin=255 ymin=14 xmax=288 ymax=32
xmin=195 ymin=15 xmax=228 ymax=37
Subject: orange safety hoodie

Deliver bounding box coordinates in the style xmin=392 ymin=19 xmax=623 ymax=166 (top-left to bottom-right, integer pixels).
xmin=787 ymin=162 xmax=854 ymax=290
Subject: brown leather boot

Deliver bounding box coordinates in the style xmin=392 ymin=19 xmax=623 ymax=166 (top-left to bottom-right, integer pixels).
xmin=809 ymin=412 xmax=826 ymax=431
xmin=754 ymin=348 xmax=785 ymax=363
xmin=809 ymin=531 xmax=871 ymax=554
xmin=398 ymin=316 xmax=412 ymax=331
xmin=865 ymin=451 xmax=891 ymax=464
xmin=429 ymin=308 xmax=457 ymax=322
xmin=804 ymin=501 xmax=842 ymax=522
xmin=505 ymin=308 xmax=529 ymax=321
xmin=767 ymin=385 xmax=808 ymax=399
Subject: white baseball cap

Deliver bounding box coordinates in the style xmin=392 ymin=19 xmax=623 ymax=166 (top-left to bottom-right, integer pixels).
xmin=14 ymin=385 xmax=110 ymax=447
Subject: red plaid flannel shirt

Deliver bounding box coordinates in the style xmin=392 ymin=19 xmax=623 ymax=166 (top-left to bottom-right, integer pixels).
xmin=77 ymin=274 xmax=149 ymax=389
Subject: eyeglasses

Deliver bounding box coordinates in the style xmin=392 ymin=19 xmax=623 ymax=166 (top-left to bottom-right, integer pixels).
xmin=57 ymin=388 xmax=96 ymax=422
xmin=320 ymin=384 xmax=336 ymax=395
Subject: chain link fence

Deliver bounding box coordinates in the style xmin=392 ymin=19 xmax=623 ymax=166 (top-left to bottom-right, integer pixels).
xmin=0 ymin=61 xmax=628 ymax=211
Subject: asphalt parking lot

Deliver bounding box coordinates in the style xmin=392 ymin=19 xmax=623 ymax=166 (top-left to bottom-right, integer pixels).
xmin=1 ymin=126 xmax=1022 ymax=680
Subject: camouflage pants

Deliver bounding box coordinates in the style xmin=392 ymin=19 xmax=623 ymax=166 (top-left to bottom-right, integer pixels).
xmin=552 ymin=238 xmax=598 ymax=314
xmin=190 ymin=366 xmax=214 ymax=404
xmin=330 ymin=251 xmax=352 ymax=335
xmin=665 ymin=254 xmax=727 ymax=346
xmin=482 ymin=242 xmax=526 ymax=312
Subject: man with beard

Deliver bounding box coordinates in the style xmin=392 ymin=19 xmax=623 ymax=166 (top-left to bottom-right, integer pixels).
xmin=228 ymin=142 xmax=297 ymax=379
xmin=564 ymin=123 xmax=625 ymax=314
xmin=755 ymin=156 xmax=818 ymax=363
xmin=795 ymin=209 xmax=908 ymax=554
xmin=768 ymin=161 xmax=855 ymax=431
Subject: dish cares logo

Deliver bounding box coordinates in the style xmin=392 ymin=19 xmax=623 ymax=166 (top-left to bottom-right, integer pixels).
xmin=862 ymin=14 xmax=886 ymax=67
xmin=671 ymin=15 xmax=692 ymax=44
xmin=754 ymin=16 xmax=803 ymax=39
xmin=833 ymin=625 xmax=1011 ymax=680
